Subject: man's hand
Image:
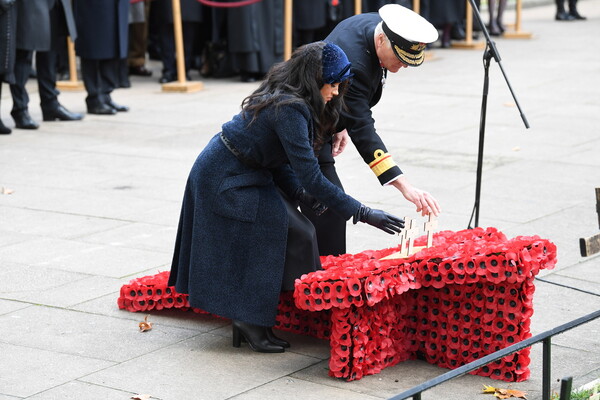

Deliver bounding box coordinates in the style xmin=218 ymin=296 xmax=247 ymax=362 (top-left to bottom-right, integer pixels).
xmin=391 ymin=176 xmax=441 ymax=217
xmin=331 ymin=129 xmax=350 ymax=157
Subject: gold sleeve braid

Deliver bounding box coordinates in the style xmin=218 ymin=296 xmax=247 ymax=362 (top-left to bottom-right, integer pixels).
xmin=368 ymin=149 xmax=397 ymax=177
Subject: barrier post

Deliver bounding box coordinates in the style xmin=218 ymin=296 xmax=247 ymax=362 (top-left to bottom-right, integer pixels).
xmin=503 ymin=0 xmax=533 ymax=39
xmin=284 ymin=0 xmax=293 ymax=61
xmin=162 ymin=0 xmax=203 ymax=92
xmin=354 ymin=0 xmax=361 ymax=15
xmin=56 ymin=37 xmax=84 ymax=91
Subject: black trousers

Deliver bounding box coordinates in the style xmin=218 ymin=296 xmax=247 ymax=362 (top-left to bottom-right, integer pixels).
xmin=300 ymin=142 xmax=347 ymax=257
xmin=10 ymin=49 xmax=60 ymax=112
xmin=80 ymin=58 xmax=120 ymax=107
xmin=279 ymin=189 xmax=321 ymax=291
xmin=158 ymin=21 xmax=199 ymax=78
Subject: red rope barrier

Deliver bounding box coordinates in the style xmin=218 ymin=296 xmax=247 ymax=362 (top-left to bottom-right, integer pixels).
xmin=130 ymin=0 xmax=263 ymax=7
xmin=196 ymin=0 xmax=263 ymax=7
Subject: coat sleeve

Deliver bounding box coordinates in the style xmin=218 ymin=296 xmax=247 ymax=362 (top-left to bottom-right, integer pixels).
xmin=341 ymin=65 xmax=403 ymax=185
xmin=273 ymin=104 xmax=361 ymax=220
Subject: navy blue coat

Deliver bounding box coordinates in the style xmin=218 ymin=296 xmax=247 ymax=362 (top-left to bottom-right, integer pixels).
xmin=169 ymin=101 xmax=361 ymax=326
xmin=73 ymin=0 xmax=129 ymax=60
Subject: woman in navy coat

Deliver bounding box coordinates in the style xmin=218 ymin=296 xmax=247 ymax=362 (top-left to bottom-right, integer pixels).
xmin=168 ymin=42 xmax=404 ymax=353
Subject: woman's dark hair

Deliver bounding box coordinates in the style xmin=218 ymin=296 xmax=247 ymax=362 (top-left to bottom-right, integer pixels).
xmin=241 ymin=41 xmax=349 ymax=153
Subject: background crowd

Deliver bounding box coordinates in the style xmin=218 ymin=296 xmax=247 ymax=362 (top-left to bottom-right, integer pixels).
xmin=0 ymin=0 xmax=586 ymax=134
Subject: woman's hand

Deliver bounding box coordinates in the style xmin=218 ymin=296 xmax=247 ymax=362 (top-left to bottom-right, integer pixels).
xmin=331 ymin=129 xmax=350 ymax=157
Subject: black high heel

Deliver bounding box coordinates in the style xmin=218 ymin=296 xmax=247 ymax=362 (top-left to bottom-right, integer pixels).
xmin=232 ymin=320 xmax=285 ymax=353
xmin=266 ymin=327 xmax=290 ymax=348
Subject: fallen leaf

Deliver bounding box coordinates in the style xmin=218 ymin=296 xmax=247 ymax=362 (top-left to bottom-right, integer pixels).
xmin=1 ymin=187 xmax=14 ymax=195
xmin=138 ymin=315 xmax=152 ymax=332
xmin=512 ymin=146 xmax=521 ymax=152
xmin=483 ymin=385 xmax=497 ymax=394
xmin=131 ymin=395 xmax=151 ymax=400
xmin=483 ymin=385 xmax=527 ymax=399
xmin=506 ymin=389 xmax=527 ymax=399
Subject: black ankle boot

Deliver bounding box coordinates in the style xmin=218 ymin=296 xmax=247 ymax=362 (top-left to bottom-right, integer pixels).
xmin=232 ymin=321 xmax=285 ymax=353
xmin=266 ymin=327 xmax=290 ymax=348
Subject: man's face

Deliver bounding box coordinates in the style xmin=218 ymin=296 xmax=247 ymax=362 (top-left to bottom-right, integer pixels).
xmin=375 ymin=33 xmax=409 ymax=73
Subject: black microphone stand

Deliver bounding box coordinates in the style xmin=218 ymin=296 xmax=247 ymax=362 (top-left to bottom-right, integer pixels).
xmin=467 ymin=0 xmax=530 ymax=229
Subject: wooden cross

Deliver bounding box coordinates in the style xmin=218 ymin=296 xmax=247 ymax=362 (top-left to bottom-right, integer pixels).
xmin=404 ymin=218 xmax=420 ymax=257
xmin=423 ymin=213 xmax=439 ymax=248
xmin=398 ymin=216 xmax=410 ymax=256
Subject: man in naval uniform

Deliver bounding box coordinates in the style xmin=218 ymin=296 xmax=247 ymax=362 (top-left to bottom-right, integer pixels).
xmin=303 ymin=4 xmax=442 ymax=256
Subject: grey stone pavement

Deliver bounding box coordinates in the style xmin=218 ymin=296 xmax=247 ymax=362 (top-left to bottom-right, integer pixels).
xmin=1 ymin=1 xmax=599 ymax=399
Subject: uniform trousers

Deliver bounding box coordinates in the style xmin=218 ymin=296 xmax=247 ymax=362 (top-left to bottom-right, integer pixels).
xmin=300 ymin=141 xmax=347 ymax=257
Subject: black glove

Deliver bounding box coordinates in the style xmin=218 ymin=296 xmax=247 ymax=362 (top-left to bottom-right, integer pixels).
xmin=353 ymin=205 xmax=404 ymax=235
xmin=294 ymin=187 xmax=328 ymax=216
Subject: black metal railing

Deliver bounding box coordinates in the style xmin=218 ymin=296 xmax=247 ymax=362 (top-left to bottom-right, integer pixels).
xmin=388 ymin=309 xmax=600 ymax=400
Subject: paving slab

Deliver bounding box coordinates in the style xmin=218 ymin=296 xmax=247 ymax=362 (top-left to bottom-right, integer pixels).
xmin=0 ymin=306 xmax=200 ymax=362
xmin=0 ymin=262 xmax=125 ymax=308
xmin=80 ymin=334 xmax=323 ymax=400
xmin=26 ymin=381 xmax=141 ymax=400
xmin=0 ymin=342 xmax=114 ymax=398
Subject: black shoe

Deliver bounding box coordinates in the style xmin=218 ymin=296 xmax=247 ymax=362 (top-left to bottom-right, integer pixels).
xmin=0 ymin=119 xmax=11 ymax=134
xmin=107 ymin=100 xmax=129 ymax=112
xmin=232 ymin=321 xmax=285 ymax=353
xmin=240 ymin=72 xmax=257 ymax=83
xmin=129 ymin=65 xmax=153 ymax=76
xmin=87 ymin=103 xmax=117 ymax=115
xmin=42 ymin=105 xmax=84 ymax=121
xmin=159 ymin=73 xmax=176 ymax=84
xmin=569 ymin=11 xmax=586 ymax=20
xmin=11 ymin=110 xmax=39 ymax=130
xmin=556 ymin=11 xmax=575 ymax=20
xmin=266 ymin=328 xmax=290 ymax=348
xmin=451 ymin=25 xmax=466 ymax=41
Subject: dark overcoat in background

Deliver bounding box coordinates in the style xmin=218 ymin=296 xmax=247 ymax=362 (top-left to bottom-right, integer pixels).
xmin=0 ymin=0 xmax=16 ymax=83
xmin=73 ymin=0 xmax=129 ymax=60
xmin=294 ymin=0 xmax=327 ymax=31
xmin=15 ymin=0 xmax=76 ymax=51
xmin=423 ymin=0 xmax=465 ymax=27
xmin=168 ymin=102 xmax=360 ymax=327
xmin=151 ymin=0 xmax=203 ymax=23
xmin=227 ymin=0 xmax=283 ymax=75
xmin=15 ymin=0 xmax=50 ymax=51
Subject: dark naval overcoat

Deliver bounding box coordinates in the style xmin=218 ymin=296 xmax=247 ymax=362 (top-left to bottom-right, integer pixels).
xmin=168 ymin=101 xmax=361 ymax=327
xmin=325 ymin=12 xmax=403 ymax=185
